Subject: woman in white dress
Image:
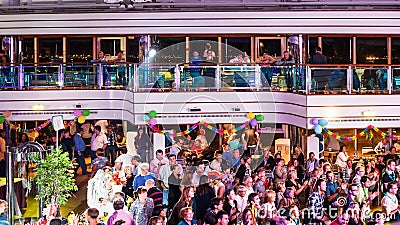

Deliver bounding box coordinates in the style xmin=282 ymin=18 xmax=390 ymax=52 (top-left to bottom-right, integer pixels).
xmin=335 ymin=145 xmax=349 ymax=168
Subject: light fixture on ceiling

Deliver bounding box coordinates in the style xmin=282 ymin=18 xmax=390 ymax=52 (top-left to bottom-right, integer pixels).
xmin=362 ymin=110 xmax=375 ymax=117
xmin=32 ymin=104 xmax=44 ymax=111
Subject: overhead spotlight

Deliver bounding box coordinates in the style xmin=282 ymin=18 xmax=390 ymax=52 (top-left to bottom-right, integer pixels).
xmin=232 ymin=106 xmax=240 ymax=112
xmin=148 ymin=48 xmax=157 ymax=58
xmin=188 ymin=107 xmax=201 ymax=112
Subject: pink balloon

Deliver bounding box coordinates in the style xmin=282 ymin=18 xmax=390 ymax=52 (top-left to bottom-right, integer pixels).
xmin=74 ymin=110 xmax=82 ymax=117
xmin=149 ymin=118 xmax=157 ymax=126
xmin=3 ymin=110 xmax=11 ymax=118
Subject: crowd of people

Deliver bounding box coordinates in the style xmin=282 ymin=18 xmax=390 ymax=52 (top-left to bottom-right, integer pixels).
xmin=3 ymin=122 xmax=400 ymax=225
xmin=60 ymin=124 xmax=400 ymax=225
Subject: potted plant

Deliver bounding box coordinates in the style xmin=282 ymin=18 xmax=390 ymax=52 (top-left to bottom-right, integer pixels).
xmin=32 ymin=146 xmax=78 ymax=217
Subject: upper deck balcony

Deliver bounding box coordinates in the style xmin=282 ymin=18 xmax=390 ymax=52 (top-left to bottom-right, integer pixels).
xmin=1 ymin=62 xmax=398 ymax=95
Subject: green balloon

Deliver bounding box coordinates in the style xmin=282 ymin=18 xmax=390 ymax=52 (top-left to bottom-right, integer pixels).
xmin=82 ymin=109 xmax=91 ymax=116
xmin=149 ymin=110 xmax=157 ymax=118
xmin=0 ymin=116 xmax=4 ymax=123
xmin=255 ymin=114 xmax=264 ymax=121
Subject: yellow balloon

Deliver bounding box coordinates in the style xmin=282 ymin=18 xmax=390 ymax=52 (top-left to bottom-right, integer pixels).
xmin=247 ymin=112 xmax=255 ymax=119
xmin=78 ymin=116 xmax=86 ymax=123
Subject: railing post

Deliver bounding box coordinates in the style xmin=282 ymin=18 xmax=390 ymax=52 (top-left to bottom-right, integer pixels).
xmin=97 ymin=64 xmax=103 ymax=89
xmin=17 ymin=64 xmax=23 ymax=90
xmin=134 ymin=64 xmax=139 ymax=92
xmin=215 ymin=64 xmax=221 ymax=91
xmin=6 ymin=146 xmax=14 ymax=225
xmin=306 ymin=66 xmax=311 ymax=94
xmin=347 ymin=66 xmax=352 ymax=94
xmin=388 ymin=66 xmax=392 ymax=94
xmin=128 ymin=64 xmax=133 ymax=89
xmin=58 ymin=64 xmax=64 ymax=89
xmin=174 ymin=64 xmax=180 ymax=92
xmin=255 ymin=65 xmax=261 ymax=91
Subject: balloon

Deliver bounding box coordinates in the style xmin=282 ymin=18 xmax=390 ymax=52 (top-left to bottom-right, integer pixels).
xmin=149 ymin=110 xmax=157 ymax=118
xmin=82 ymin=109 xmax=91 ymax=116
xmin=73 ymin=110 xmax=82 ymax=117
xmin=3 ymin=110 xmax=11 ymax=118
xmin=149 ymin=118 xmax=157 ymax=125
xmin=247 ymin=112 xmax=255 ymax=119
xmin=77 ymin=116 xmax=86 ymax=124
xmin=314 ymin=125 xmax=322 ymax=134
xmin=310 ymin=118 xmax=318 ymax=125
xmin=250 ymin=118 xmax=257 ymax=127
xmin=0 ymin=116 xmax=4 ymax=123
xmin=255 ymin=114 xmax=264 ymax=121
xmin=143 ymin=115 xmax=150 ymax=122
xmin=318 ymin=119 xmax=328 ymax=126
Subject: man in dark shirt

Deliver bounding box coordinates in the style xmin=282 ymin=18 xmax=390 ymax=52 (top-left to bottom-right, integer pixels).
xmin=312 ymin=46 xmax=327 ymax=64
xmin=382 ymin=159 xmax=399 ymax=193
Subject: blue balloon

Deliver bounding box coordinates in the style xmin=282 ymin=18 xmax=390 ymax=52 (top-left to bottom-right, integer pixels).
xmin=143 ymin=115 xmax=150 ymax=122
xmin=318 ymin=119 xmax=329 ymax=126
xmin=314 ymin=125 xmax=322 ymax=134
xmin=250 ymin=119 xmax=257 ymax=127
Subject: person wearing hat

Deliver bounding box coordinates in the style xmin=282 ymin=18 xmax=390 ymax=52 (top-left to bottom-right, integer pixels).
xmin=133 ymin=163 xmax=156 ymax=190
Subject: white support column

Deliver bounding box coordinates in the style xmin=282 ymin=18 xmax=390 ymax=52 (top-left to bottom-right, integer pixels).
xmin=58 ymin=64 xmax=64 ymax=89
xmin=97 ymin=64 xmax=103 ymax=89
xmin=388 ymin=66 xmax=392 ymax=94
xmin=347 ymin=66 xmax=352 ymax=94
xmin=215 ymin=64 xmax=221 ymax=91
xmin=255 ymin=65 xmax=261 ymax=91
xmin=306 ymin=66 xmax=311 ymax=94
xmin=134 ymin=64 xmax=139 ymax=92
xmin=174 ymin=64 xmax=180 ymax=91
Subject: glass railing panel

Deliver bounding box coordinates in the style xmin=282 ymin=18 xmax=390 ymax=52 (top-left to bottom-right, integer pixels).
xmin=64 ymin=64 xmax=97 ymax=87
xmin=292 ymin=66 xmax=306 ymax=94
xmin=0 ymin=66 xmax=18 ymax=88
xmin=220 ymin=65 xmax=257 ymax=91
xmin=23 ymin=65 xmax=60 ymax=88
xmin=137 ymin=64 xmax=175 ymax=92
xmin=392 ymin=67 xmax=400 ymax=93
xmin=309 ymin=66 xmax=348 ymax=94
xmin=179 ymin=65 xmax=219 ymax=91
xmin=353 ymin=67 xmax=388 ymax=93
xmin=101 ymin=64 xmax=130 ymax=87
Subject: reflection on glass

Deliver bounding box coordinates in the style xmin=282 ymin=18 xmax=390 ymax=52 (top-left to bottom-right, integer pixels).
xmin=356 ymin=37 xmax=387 ymax=64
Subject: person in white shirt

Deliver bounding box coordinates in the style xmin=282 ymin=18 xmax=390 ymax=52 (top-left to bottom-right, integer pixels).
xmin=235 ymin=185 xmax=248 ymax=213
xmin=192 ymin=160 xmax=211 ymax=186
xmin=90 ymin=125 xmax=108 ymax=161
xmin=335 ymin=145 xmax=349 ymax=168
xmin=375 ymin=138 xmax=390 ymax=153
xmin=115 ymin=147 xmax=133 ymax=168
xmin=158 ymin=154 xmax=182 ymax=206
xmin=382 ymin=182 xmax=400 ymax=221
xmin=170 ymin=138 xmax=184 ymax=157
xmin=150 ymin=149 xmax=169 ymax=178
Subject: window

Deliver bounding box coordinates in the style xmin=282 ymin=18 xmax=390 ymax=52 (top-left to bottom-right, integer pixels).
xmin=127 ymin=37 xmax=139 ymax=63
xmin=157 ymin=37 xmax=186 ymax=63
xmin=22 ymin=38 xmax=34 ymax=63
xmin=391 ymin=38 xmax=400 ymax=64
xmin=38 ymin=38 xmax=63 ymax=63
xmin=322 ymin=37 xmax=351 ymax=64
xmin=67 ymin=38 xmax=93 ymax=63
xmin=222 ymin=37 xmax=251 ymax=63
xmin=356 ymin=37 xmax=387 ymax=64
